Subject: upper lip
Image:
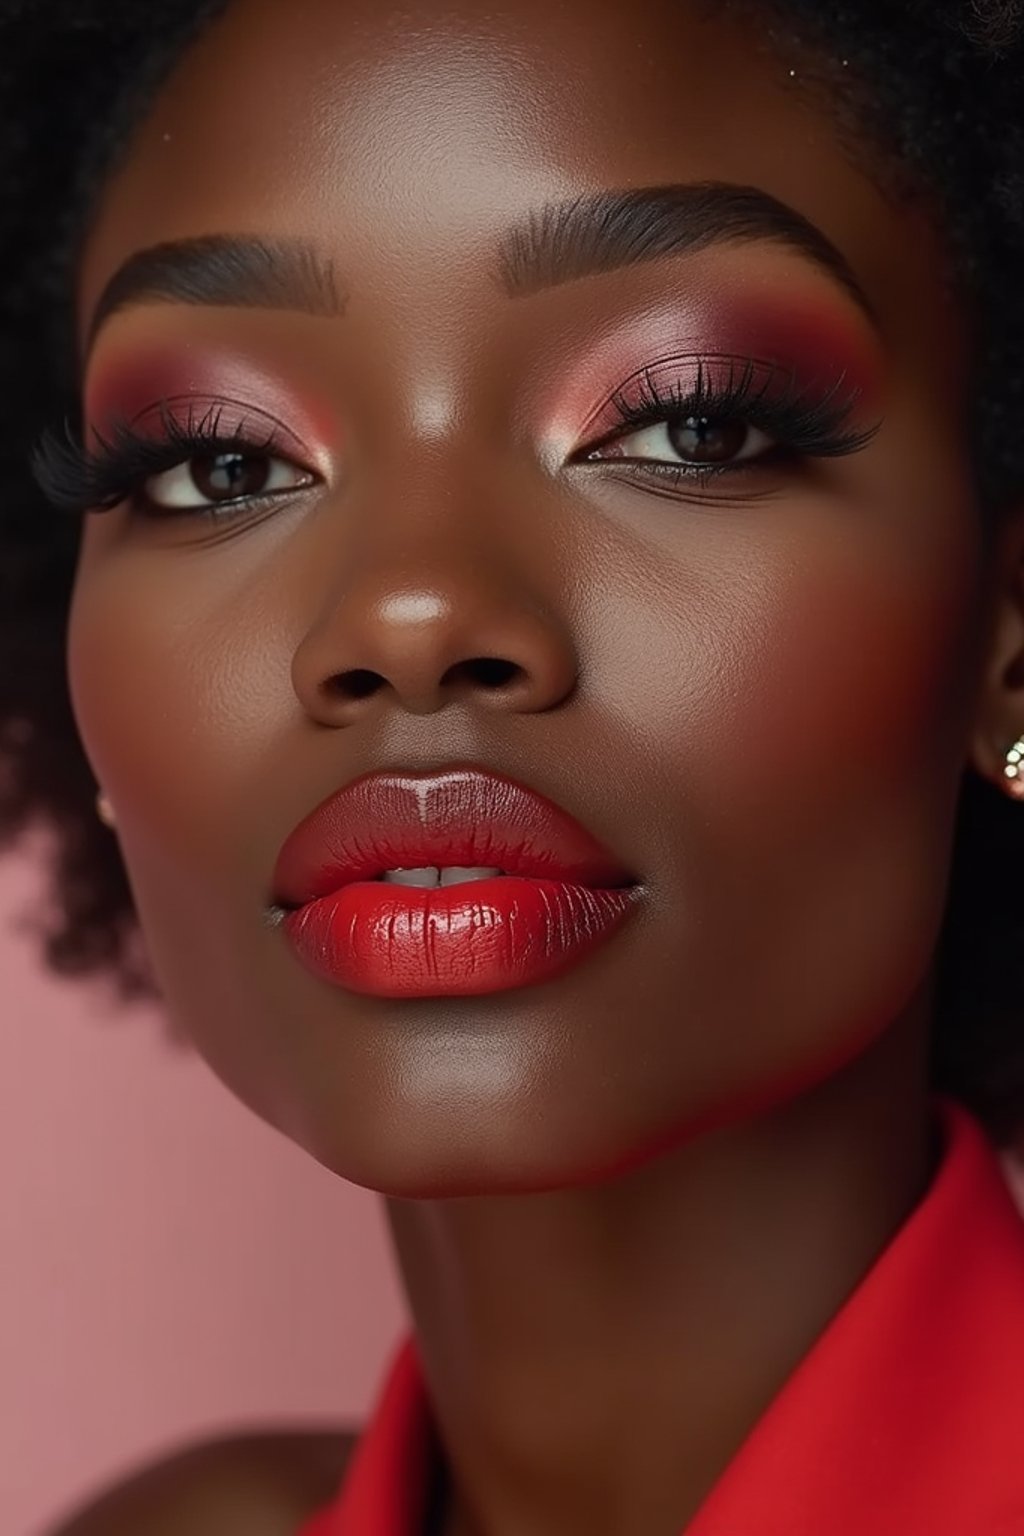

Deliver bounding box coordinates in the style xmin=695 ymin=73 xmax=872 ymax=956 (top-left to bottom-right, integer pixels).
xmin=270 ymin=763 xmax=639 ymax=909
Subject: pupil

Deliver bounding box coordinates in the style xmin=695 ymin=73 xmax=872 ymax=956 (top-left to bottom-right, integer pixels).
xmin=667 ymin=415 xmax=746 ymax=463
xmin=195 ymin=452 xmax=268 ymax=499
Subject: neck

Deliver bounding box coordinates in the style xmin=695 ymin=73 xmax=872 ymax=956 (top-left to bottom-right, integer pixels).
xmin=384 ymin=1004 xmax=937 ymax=1536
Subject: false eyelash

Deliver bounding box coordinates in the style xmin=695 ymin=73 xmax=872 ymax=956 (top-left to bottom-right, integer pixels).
xmin=31 ymin=400 xmax=286 ymax=516
xmin=592 ymin=354 xmax=882 ymax=465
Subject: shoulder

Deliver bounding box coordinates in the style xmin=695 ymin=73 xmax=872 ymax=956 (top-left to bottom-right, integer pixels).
xmin=42 ymin=1427 xmax=359 ymax=1536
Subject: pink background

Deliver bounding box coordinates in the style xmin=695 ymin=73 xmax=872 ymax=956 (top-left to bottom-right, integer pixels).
xmin=0 ymin=835 xmax=407 ymax=1536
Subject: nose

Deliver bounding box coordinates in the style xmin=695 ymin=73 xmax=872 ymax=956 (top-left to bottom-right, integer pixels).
xmin=289 ymin=476 xmax=579 ymax=723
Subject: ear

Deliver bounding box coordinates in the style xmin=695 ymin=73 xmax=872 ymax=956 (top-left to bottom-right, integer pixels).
xmin=969 ymin=504 xmax=1024 ymax=800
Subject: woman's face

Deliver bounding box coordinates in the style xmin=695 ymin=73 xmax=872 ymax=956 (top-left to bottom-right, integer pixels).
xmin=68 ymin=0 xmax=994 ymax=1195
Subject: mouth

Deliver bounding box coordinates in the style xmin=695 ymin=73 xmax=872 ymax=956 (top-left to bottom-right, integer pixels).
xmin=268 ymin=763 xmax=643 ymax=999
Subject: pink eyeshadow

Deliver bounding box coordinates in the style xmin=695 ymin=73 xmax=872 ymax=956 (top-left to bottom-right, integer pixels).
xmin=83 ymin=346 xmax=337 ymax=451
xmin=545 ymin=290 xmax=886 ymax=445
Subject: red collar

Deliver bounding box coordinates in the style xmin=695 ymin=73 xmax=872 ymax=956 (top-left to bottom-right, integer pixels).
xmin=302 ymin=1096 xmax=1024 ymax=1535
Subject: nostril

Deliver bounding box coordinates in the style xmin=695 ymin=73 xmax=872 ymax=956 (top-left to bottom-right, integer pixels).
xmin=336 ymin=668 xmax=383 ymax=700
xmin=327 ymin=657 xmax=519 ymax=705
xmin=457 ymin=657 xmax=520 ymax=688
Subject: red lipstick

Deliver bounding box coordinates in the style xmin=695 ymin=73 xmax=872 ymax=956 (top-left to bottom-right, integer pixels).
xmin=270 ymin=765 xmax=643 ymax=998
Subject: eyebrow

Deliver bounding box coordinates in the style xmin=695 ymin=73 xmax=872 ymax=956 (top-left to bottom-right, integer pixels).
xmin=496 ymin=182 xmax=878 ymax=325
xmin=84 ymin=182 xmax=876 ymax=356
xmin=84 ymin=234 xmax=347 ymax=352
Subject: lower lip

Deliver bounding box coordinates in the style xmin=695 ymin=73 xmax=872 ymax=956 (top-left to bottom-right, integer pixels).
xmin=279 ymin=876 xmax=641 ymax=998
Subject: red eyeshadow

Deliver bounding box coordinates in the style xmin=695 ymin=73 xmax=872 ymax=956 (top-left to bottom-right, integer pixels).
xmin=709 ymin=295 xmax=884 ymax=404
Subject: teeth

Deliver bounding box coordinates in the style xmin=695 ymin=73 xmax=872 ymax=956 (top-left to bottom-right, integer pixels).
xmin=379 ymin=866 xmax=504 ymax=887
xmin=441 ymin=866 xmax=504 ymax=886
xmin=380 ymin=866 xmax=439 ymax=888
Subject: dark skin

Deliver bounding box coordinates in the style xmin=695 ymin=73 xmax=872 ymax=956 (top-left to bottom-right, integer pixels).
xmin=60 ymin=0 xmax=1024 ymax=1532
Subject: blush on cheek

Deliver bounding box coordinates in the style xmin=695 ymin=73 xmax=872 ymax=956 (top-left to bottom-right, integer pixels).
xmin=709 ymin=547 xmax=974 ymax=828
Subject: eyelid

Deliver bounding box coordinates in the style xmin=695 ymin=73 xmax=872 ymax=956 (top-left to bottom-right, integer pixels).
xmin=576 ymin=352 xmax=848 ymax=443
xmin=30 ymin=395 xmax=327 ymax=520
xmin=92 ymin=392 xmax=317 ymax=463
xmin=525 ymin=282 xmax=888 ymax=465
xmin=81 ymin=339 xmax=341 ymax=467
xmin=565 ymin=350 xmax=882 ymax=484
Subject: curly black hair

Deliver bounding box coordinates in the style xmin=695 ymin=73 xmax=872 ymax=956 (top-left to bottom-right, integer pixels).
xmin=2 ymin=0 xmax=1024 ymax=1138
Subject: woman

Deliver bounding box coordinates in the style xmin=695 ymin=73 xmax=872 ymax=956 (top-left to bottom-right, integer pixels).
xmin=5 ymin=0 xmax=1024 ymax=1530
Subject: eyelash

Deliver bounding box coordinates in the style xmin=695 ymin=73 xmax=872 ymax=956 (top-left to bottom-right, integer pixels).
xmin=31 ymin=401 xmax=301 ymax=521
xmin=577 ymin=354 xmax=880 ymax=487
xmin=31 ymin=355 xmax=880 ymax=524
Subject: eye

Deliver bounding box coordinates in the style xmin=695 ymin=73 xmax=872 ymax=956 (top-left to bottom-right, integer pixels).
xmin=568 ymin=355 xmax=882 ymax=492
xmin=144 ymin=449 xmax=314 ymax=510
xmin=589 ymin=414 xmax=776 ymax=470
xmin=30 ymin=397 xmax=326 ymax=523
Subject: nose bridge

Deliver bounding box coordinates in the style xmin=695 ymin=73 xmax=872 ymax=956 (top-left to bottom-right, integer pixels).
xmin=289 ymin=434 xmax=578 ymax=719
xmin=326 ymin=430 xmax=530 ymax=612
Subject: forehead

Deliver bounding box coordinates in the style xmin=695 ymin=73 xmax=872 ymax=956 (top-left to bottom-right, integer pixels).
xmin=76 ymin=0 xmax=960 ymax=374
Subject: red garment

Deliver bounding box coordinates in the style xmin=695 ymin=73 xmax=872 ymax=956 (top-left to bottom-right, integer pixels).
xmin=299 ymin=1096 xmax=1024 ymax=1535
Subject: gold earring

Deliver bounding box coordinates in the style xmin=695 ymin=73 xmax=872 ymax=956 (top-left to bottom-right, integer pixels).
xmin=95 ymin=790 xmax=117 ymax=828
xmin=1003 ymin=736 xmax=1024 ymax=801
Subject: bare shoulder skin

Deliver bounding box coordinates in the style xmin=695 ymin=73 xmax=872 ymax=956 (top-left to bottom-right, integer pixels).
xmin=42 ymin=1428 xmax=356 ymax=1536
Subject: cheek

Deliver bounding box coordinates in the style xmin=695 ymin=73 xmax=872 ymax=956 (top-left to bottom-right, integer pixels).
xmin=712 ymin=514 xmax=982 ymax=831
xmin=717 ymin=395 xmax=988 ymax=829
xmin=713 ymin=535 xmax=975 ymax=1005
xmin=66 ymin=537 xmax=285 ymax=893
xmin=589 ymin=463 xmax=988 ymax=1118
xmin=67 ymin=536 xmax=306 ymax=1123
